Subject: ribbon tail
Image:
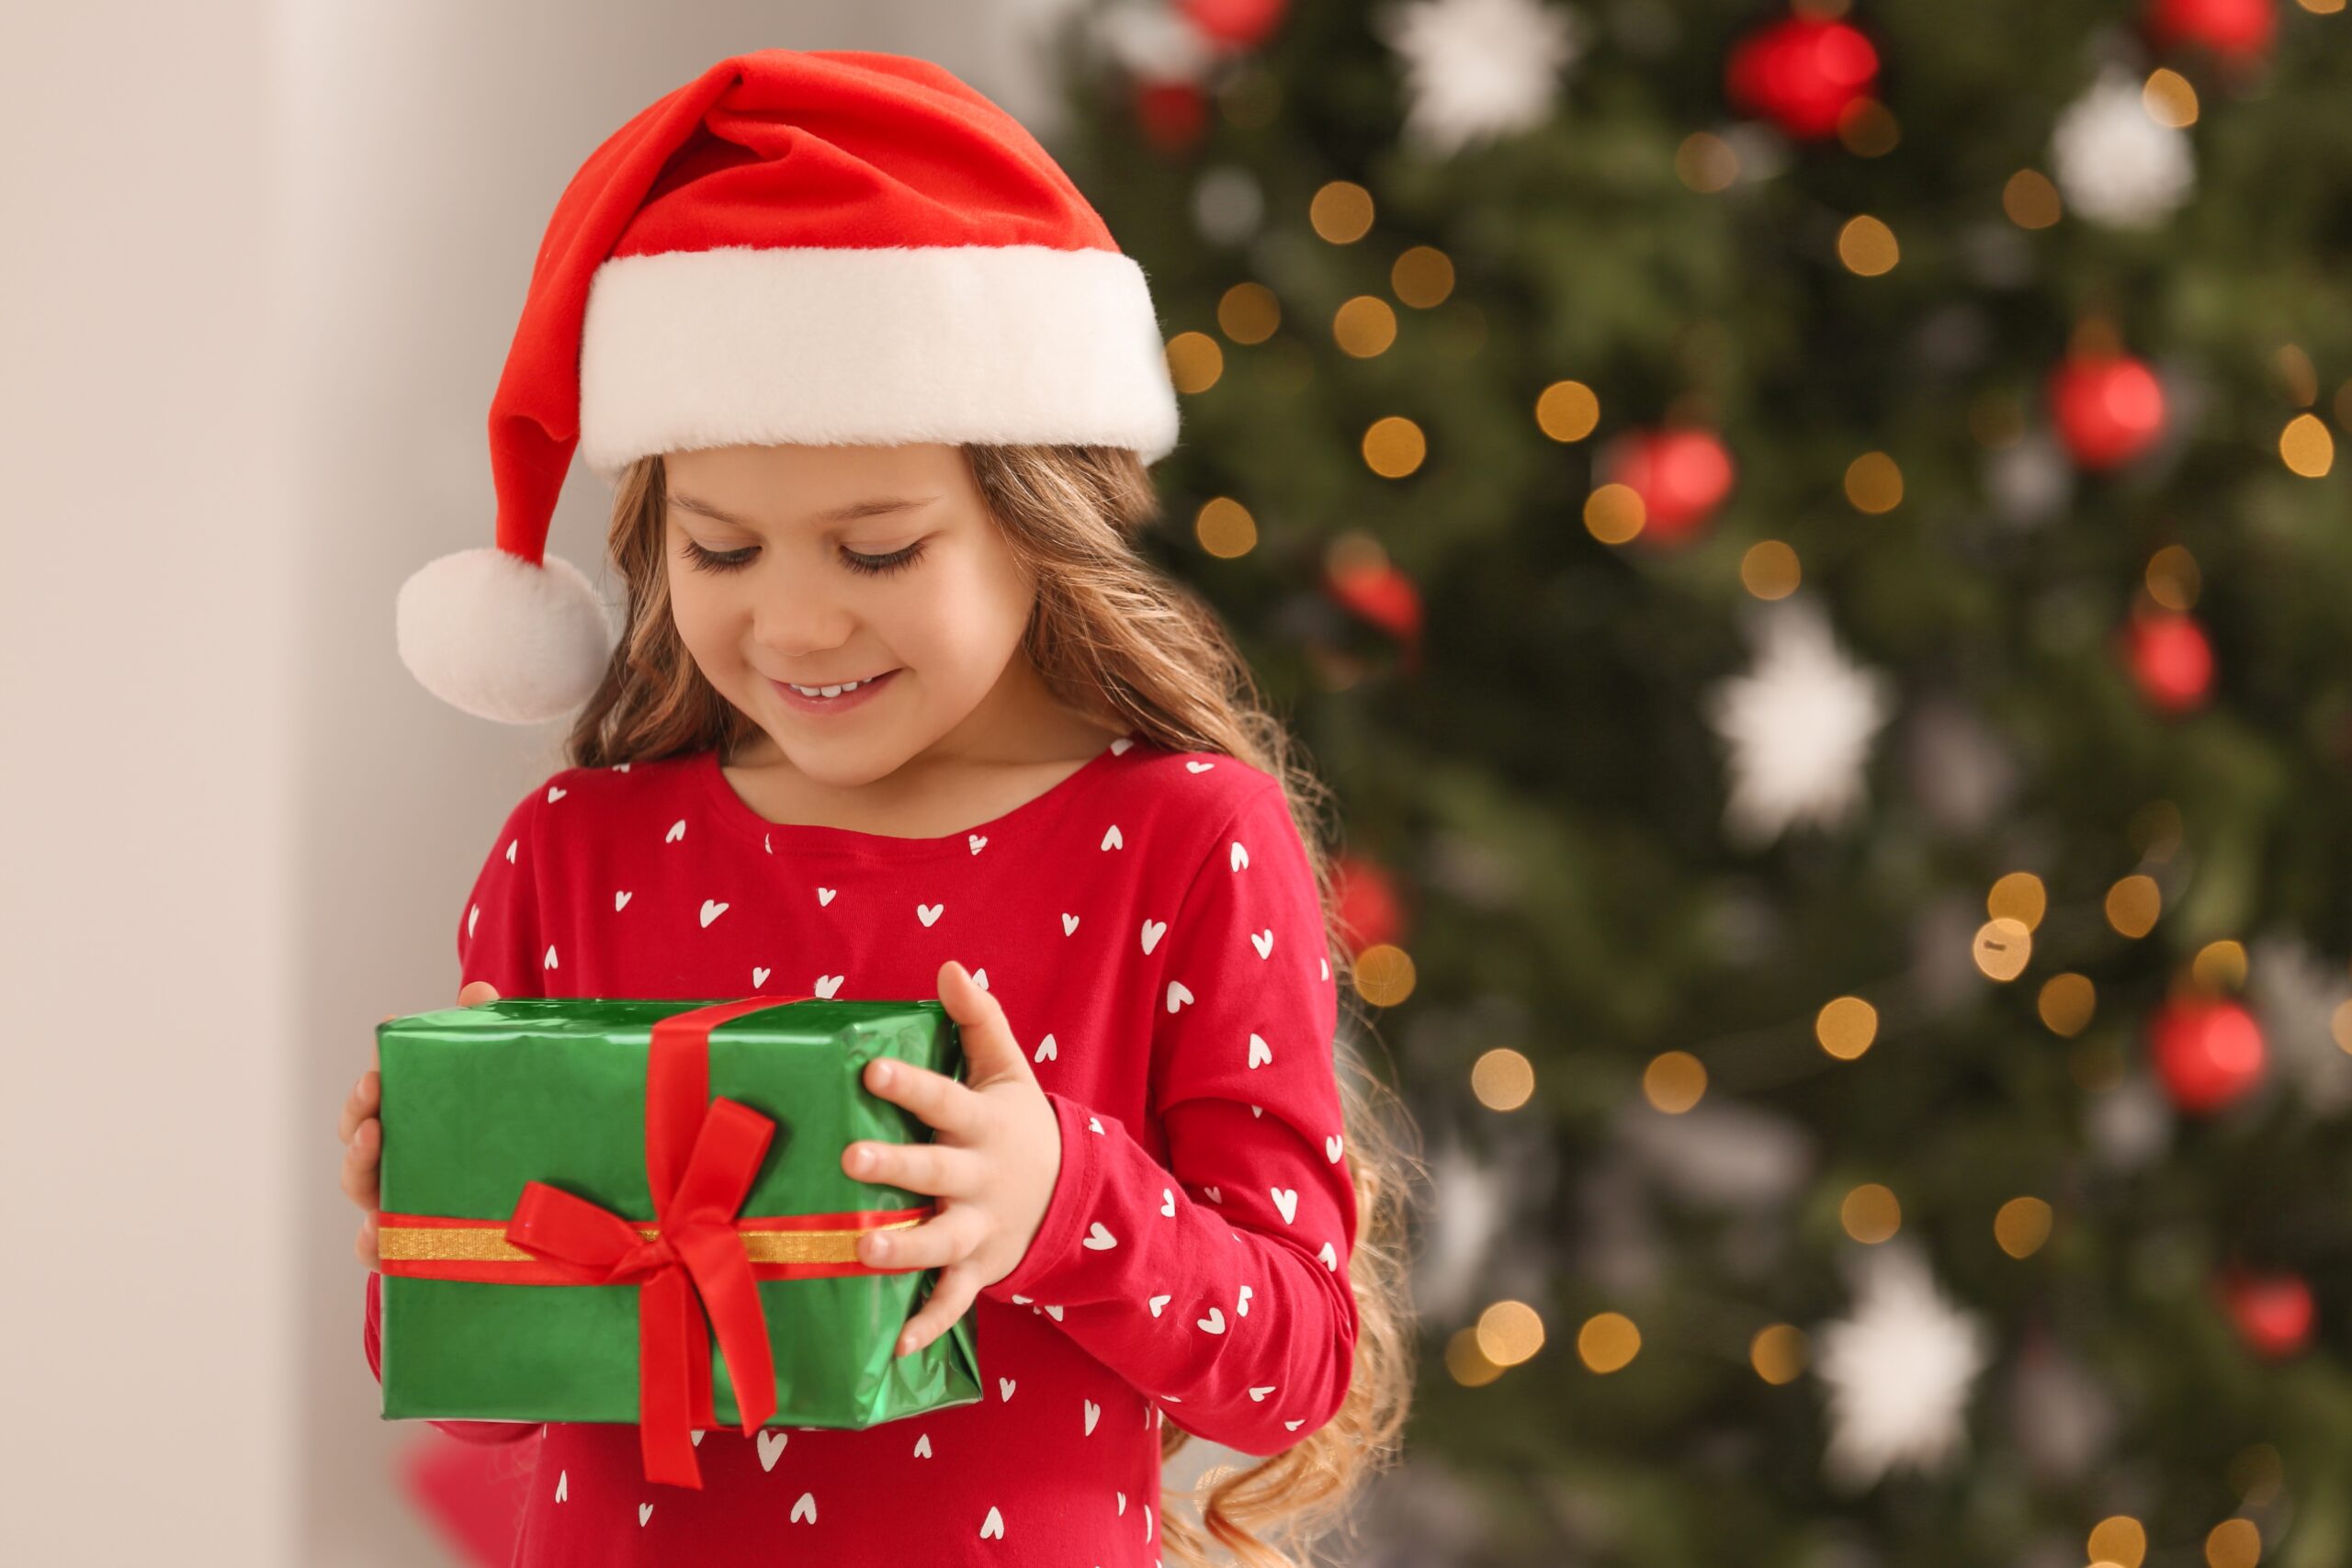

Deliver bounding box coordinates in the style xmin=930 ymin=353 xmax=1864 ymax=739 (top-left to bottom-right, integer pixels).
xmin=637 ymin=1269 xmax=704 ymax=1489
xmin=678 ymin=1224 xmax=778 ymax=1434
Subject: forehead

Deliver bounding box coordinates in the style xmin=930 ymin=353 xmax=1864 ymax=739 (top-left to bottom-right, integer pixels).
xmin=663 ymin=441 xmax=967 ymax=507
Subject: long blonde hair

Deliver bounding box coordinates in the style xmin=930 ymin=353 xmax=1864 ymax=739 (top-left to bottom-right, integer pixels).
xmin=565 ymin=444 xmax=1421 ymax=1565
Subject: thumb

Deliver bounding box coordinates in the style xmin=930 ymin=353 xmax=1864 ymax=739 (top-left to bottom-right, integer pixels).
xmin=458 ymin=980 xmax=501 ymax=1007
xmin=936 ymin=959 xmax=1031 ymax=1089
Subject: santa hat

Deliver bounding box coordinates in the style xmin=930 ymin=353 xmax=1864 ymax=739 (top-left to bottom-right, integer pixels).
xmin=396 ymin=49 xmax=1182 ymax=724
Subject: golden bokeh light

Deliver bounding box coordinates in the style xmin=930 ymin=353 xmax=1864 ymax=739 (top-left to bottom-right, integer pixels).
xmin=2204 ymin=1517 xmax=2261 ymax=1568
xmin=1390 ymin=245 xmax=1454 ymax=308
xmin=1478 ymin=1300 xmax=1546 ymax=1366
xmin=2107 ymin=874 xmax=2162 ymax=938
xmin=1166 ymin=332 xmax=1224 ymax=394
xmin=1576 ymin=1311 xmax=1639 ymax=1373
xmin=1972 ymin=917 xmax=2033 ymax=982
xmin=1585 ymin=483 xmax=1645 ymax=544
xmin=1351 ymin=942 xmax=1417 ymax=1006
xmin=1988 ymin=871 xmax=2047 ymax=931
xmin=1741 ymin=540 xmax=1802 ymax=599
xmin=2003 ymin=169 xmax=2063 ymax=229
xmin=1845 ymin=450 xmax=1905 ymax=512
xmin=1676 ymin=131 xmax=1740 ymax=192
xmin=1362 ymin=416 xmax=1427 ymax=478
xmin=1816 ymin=996 xmax=1879 ymax=1061
xmin=1216 ymin=281 xmax=1281 ymax=344
xmin=1750 ymin=1323 xmax=1807 ymax=1384
xmin=1841 ymin=1183 xmax=1901 ymax=1244
xmin=1193 ymin=497 xmax=1258 ymax=558
xmin=2143 ymin=68 xmax=2199 ymax=128
xmin=2281 ymin=412 xmax=2335 ymax=476
xmin=2146 ymin=544 xmax=2202 ymax=610
xmin=1642 ymin=1051 xmax=1706 ymax=1113
xmin=1471 ymin=1046 xmax=1536 ymax=1111
xmin=1837 ymin=99 xmax=1900 ymax=158
xmin=1536 ymin=379 xmax=1600 ymax=442
xmin=1838 ymin=215 xmax=1900 ymax=276
xmin=1443 ymin=1325 xmax=1504 ymax=1386
xmin=2192 ymin=939 xmax=2248 ymax=993
xmin=2038 ymin=973 xmax=2098 ymax=1037
xmin=2229 ymin=1443 xmax=2285 ymax=1507
xmin=1309 ymin=180 xmax=1374 ymax=243
xmin=2088 ymin=1515 xmax=2148 ymax=1568
xmin=2333 ymin=998 xmax=2352 ymax=1055
xmin=1334 ymin=295 xmax=1398 ymax=357
xmin=1995 ymin=1196 xmax=2053 ymax=1259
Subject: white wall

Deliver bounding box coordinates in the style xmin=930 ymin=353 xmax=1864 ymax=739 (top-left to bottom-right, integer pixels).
xmin=1 ymin=4 xmax=1079 ymax=1563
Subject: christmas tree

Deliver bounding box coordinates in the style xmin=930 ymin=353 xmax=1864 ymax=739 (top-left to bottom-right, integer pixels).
xmin=1041 ymin=1 xmax=2352 ymax=1562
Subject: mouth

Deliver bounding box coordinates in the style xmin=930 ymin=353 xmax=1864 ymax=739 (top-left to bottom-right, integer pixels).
xmin=768 ymin=668 xmax=900 ymax=715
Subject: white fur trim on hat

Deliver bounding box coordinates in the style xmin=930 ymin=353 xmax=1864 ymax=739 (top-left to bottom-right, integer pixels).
xmin=395 ymin=547 xmax=614 ymax=725
xmin=576 ymin=244 xmax=1181 ymax=479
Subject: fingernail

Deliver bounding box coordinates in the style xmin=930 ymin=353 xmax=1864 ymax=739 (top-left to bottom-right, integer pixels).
xmin=849 ymin=1145 xmax=870 ymax=1173
xmin=868 ymin=1234 xmax=889 ymax=1258
xmin=870 ymin=1061 xmax=892 ymax=1088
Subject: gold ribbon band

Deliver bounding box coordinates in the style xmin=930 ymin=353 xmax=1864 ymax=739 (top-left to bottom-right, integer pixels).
xmin=379 ymin=1215 xmax=926 ymax=1266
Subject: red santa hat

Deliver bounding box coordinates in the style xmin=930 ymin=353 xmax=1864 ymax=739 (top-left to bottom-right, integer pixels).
xmin=396 ymin=49 xmax=1182 ymax=724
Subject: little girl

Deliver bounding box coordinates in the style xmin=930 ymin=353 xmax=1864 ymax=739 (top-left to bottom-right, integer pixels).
xmin=335 ymin=48 xmax=1411 ymax=1568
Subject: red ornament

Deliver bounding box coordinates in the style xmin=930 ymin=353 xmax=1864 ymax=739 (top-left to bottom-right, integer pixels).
xmin=1135 ymin=78 xmax=1209 ymax=152
xmin=1724 ymin=15 xmax=1881 ymax=141
xmin=2144 ymin=0 xmax=2277 ymax=63
xmin=1180 ymin=0 xmax=1289 ymax=51
xmin=2148 ymin=995 xmax=2266 ymax=1114
xmin=2218 ymin=1267 xmax=2314 ymax=1359
xmin=2119 ymin=608 xmax=2214 ymax=713
xmin=1600 ymin=427 xmax=1736 ymax=545
xmin=1331 ymin=853 xmax=1408 ymax=954
xmin=1325 ymin=558 xmax=1424 ymax=671
xmin=2048 ymin=351 xmax=2168 ymax=470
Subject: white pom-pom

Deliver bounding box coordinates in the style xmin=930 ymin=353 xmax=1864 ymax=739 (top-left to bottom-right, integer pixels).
xmin=395 ymin=547 xmax=613 ymax=725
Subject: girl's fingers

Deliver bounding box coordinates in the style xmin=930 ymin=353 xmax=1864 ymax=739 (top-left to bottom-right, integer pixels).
xmin=338 ymin=1070 xmax=379 ymax=1145
xmin=459 ymin=980 xmax=501 ymax=1006
xmin=859 ymin=1201 xmax=981 ymax=1272
xmin=355 ymin=1213 xmax=379 ymax=1267
xmin=863 ymin=1055 xmax=987 ymax=1139
xmin=842 ymin=1137 xmax=983 ymax=1199
xmin=935 ymin=961 xmax=1030 ymax=1089
xmin=896 ymin=1261 xmax=982 ymax=1358
xmin=341 ymin=1118 xmax=380 ymax=1208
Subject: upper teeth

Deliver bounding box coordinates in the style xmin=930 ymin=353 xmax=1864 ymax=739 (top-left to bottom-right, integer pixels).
xmin=790 ymin=678 xmax=868 ymax=698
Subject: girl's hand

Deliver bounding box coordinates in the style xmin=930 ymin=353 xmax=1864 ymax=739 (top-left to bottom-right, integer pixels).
xmin=341 ymin=980 xmax=500 ymax=1267
xmin=843 ymin=959 xmax=1062 ymax=1358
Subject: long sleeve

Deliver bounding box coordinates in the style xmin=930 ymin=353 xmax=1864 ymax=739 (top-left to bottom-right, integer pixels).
xmin=978 ymin=784 xmax=1359 ymax=1455
xmin=362 ymin=782 xmax=552 ymax=1443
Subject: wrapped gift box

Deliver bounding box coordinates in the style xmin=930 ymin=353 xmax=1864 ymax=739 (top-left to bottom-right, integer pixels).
xmin=375 ymin=994 xmax=983 ymax=1486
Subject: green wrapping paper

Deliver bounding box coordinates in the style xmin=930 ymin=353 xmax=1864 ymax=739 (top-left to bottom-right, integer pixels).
xmin=375 ymin=997 xmax=983 ymax=1434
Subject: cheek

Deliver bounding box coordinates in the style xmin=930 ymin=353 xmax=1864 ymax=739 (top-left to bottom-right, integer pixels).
xmin=894 ymin=552 xmax=1031 ymax=670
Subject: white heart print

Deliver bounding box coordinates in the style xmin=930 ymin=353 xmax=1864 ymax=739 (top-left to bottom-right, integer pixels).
xmin=505 ymin=839 xmax=517 ymax=863
xmin=1083 ymin=1399 xmax=1101 ymax=1435
xmin=790 ymin=1492 xmax=816 ymax=1524
xmin=664 ymin=818 xmax=685 ymax=844
xmin=1272 ymin=1188 xmax=1299 ymax=1224
xmin=543 ymin=945 xmax=559 ymax=971
xmin=817 ymin=886 xmax=836 ymax=906
xmin=913 ymin=1432 xmax=932 ymax=1458
xmin=469 ymin=904 xmax=480 ymax=939
xmin=917 ymin=902 xmax=944 ymax=927
xmin=1248 ymin=1033 xmax=1273 ymax=1068
xmin=998 ymin=1377 xmax=1016 ymax=1401
xmin=613 ymin=891 xmax=632 ymax=912
xmin=1034 ymin=1033 xmax=1057 ymax=1063
xmin=1317 ymin=1241 xmax=1340 ymax=1270
xmin=1160 ymin=1188 xmax=1175 ymax=1216
xmin=554 ymin=1470 xmax=567 ymax=1503
xmin=1250 ymin=929 xmax=1273 ymax=958
xmin=814 ymin=975 xmax=844 ymax=998
xmin=1148 ymin=1292 xmax=1171 ymax=1316
xmin=1082 ymin=1222 xmax=1117 ymax=1250
xmin=1230 ymin=840 xmax=1250 ymax=871
xmin=638 ymin=1503 xmax=653 ymax=1528
xmin=752 ymin=966 xmax=770 ymax=987
xmin=1100 ymin=824 xmax=1124 ymax=851
xmin=699 ymin=898 xmax=729 ymax=928
xmin=1196 ymin=1307 xmax=1227 ymax=1334
xmin=1249 ymin=1385 xmax=1275 ymax=1402
xmin=546 ymin=785 xmax=566 ymax=803
xmin=980 ymin=1506 xmax=1005 ymax=1540
xmin=1327 ymin=1134 xmax=1344 ymax=1162
xmin=1165 ymin=981 xmax=1194 ymax=1013
xmin=1284 ymin=1418 xmax=1305 ymax=1431
xmin=1061 ymin=912 xmax=1080 ymax=935
xmin=968 ymin=833 xmax=987 ymax=854
xmin=1238 ymin=1283 xmax=1254 ymax=1315
xmin=1139 ymin=919 xmax=1166 ymax=954
xmin=970 ymin=968 xmax=988 ymax=991
xmin=1204 ymin=1185 xmax=1222 ymax=1203
xmin=756 ymin=1429 xmax=788 ymax=1472
xmin=1110 ymin=736 xmax=1134 ymax=754
xmin=1186 ymin=761 xmax=1216 ymax=773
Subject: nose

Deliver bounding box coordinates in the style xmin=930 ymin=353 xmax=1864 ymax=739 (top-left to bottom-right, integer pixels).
xmin=750 ymin=566 xmax=856 ymax=660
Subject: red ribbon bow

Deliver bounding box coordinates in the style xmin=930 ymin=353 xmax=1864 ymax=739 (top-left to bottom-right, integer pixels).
xmin=501 ymin=994 xmax=811 ymax=1489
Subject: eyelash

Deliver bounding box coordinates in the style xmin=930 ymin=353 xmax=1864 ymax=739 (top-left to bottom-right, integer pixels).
xmin=680 ymin=539 xmax=929 ymax=578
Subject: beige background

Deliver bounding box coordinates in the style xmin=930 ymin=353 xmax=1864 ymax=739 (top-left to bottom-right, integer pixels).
xmin=0 ymin=3 xmax=1211 ymax=1563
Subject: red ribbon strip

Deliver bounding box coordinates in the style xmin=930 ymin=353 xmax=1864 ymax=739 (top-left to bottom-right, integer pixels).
xmin=500 ymin=992 xmax=814 ymax=1490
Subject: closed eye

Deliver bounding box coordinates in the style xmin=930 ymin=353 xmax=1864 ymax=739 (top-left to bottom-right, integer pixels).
xmin=681 ymin=540 xmax=929 ymax=578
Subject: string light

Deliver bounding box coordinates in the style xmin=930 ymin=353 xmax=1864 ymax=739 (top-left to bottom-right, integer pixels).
xmin=1676 ymin=131 xmax=1740 ymax=192
xmin=1575 ymin=1312 xmax=1637 ymax=1372
xmin=1479 ymin=1300 xmax=1547 ymax=1366
xmin=1351 ymin=942 xmax=1417 ymax=1005
xmin=1193 ymin=497 xmax=1258 ymax=558
xmin=2191 ymin=940 xmax=2248 ymax=992
xmin=1470 ymin=1047 xmax=1536 ymax=1111
xmin=1749 ymin=1324 xmax=1807 ymax=1383
xmin=2106 ymin=874 xmax=2162 ymax=938
xmin=1988 ymin=872 xmax=2047 ymax=930
xmin=1310 ymin=180 xmax=1374 ymax=243
xmin=1740 ymin=540 xmax=1801 ymax=599
xmin=1845 ymin=450 xmax=1904 ymax=511
xmin=2038 ymin=974 xmax=2097 ymax=1036
xmin=2087 ymin=1515 xmax=2147 ymax=1568
xmin=1536 ymin=379 xmax=1600 ymax=442
xmin=2281 ymin=412 xmax=2335 ymax=476
xmin=1642 ymin=1051 xmax=1706 ymax=1113
xmin=1216 ymin=282 xmax=1281 ymax=344
xmin=2003 ymin=169 xmax=2064 ymax=228
xmin=1362 ymin=417 xmax=1427 ymax=478
xmin=1837 ymin=216 xmax=1899 ymax=276
xmin=1584 ymin=483 xmax=1645 ymax=543
xmin=1165 ymin=332 xmax=1224 ymax=393
xmin=1390 ymin=245 xmax=1454 ymax=307
xmin=1334 ymin=295 xmax=1398 ymax=356
xmin=1972 ymin=917 xmax=2032 ymax=982
xmin=1815 ymin=996 xmax=1878 ymax=1060
xmin=1994 ymin=1197 xmax=2052 ymax=1258
xmin=1840 ymin=1183 xmax=1901 ymax=1243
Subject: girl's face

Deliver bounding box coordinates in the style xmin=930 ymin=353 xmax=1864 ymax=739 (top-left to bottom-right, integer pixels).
xmin=662 ymin=442 xmax=1037 ymax=788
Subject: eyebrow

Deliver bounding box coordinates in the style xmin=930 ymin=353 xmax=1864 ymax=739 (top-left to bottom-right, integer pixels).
xmin=666 ymin=491 xmax=937 ymax=530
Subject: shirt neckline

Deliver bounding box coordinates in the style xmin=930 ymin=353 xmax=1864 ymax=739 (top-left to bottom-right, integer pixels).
xmin=694 ymin=735 xmax=1135 ymax=859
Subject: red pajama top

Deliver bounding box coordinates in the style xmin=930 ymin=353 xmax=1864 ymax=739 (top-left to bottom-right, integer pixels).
xmin=362 ymin=733 xmax=1359 ymax=1565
